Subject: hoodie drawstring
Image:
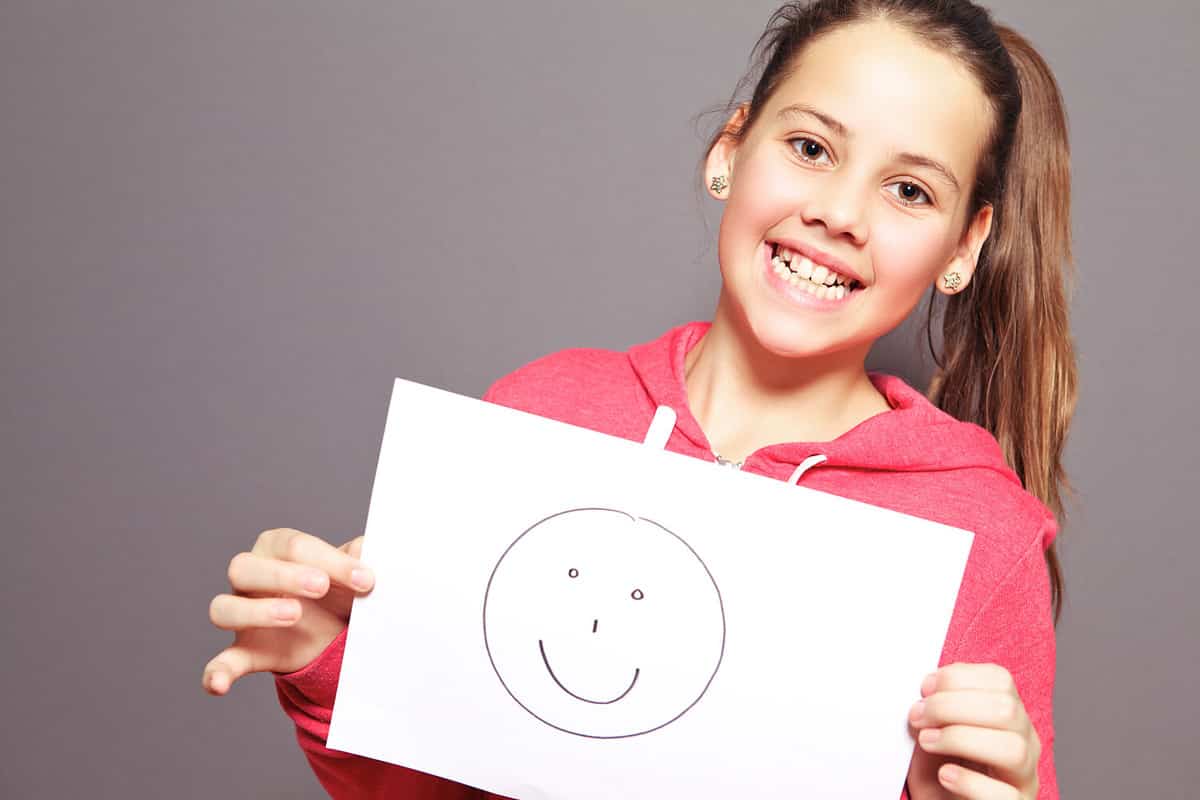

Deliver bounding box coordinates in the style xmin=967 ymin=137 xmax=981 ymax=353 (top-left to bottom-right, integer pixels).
xmin=642 ymin=406 xmax=677 ymax=450
xmin=788 ymin=454 xmax=828 ymax=485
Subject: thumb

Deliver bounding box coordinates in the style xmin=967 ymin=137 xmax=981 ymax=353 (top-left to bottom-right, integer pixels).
xmin=202 ymin=643 xmax=262 ymax=696
xmin=339 ymin=535 xmax=364 ymax=560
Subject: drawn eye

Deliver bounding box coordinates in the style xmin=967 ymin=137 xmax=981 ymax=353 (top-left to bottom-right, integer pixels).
xmin=631 ymin=588 xmax=644 ymax=600
xmin=568 ymin=568 xmax=579 ymax=578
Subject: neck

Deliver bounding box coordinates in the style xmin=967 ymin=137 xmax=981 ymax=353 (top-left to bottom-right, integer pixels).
xmin=685 ymin=291 xmax=891 ymax=461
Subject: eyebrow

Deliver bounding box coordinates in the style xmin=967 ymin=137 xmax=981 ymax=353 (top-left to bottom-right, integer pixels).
xmin=775 ymin=102 xmax=962 ymax=194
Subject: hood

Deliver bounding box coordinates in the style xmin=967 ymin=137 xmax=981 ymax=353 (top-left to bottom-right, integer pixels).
xmin=627 ymin=320 xmax=1023 ymax=488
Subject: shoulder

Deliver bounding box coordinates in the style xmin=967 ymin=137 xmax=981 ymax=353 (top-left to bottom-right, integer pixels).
xmin=482 ymin=347 xmax=631 ymax=402
xmin=953 ymin=464 xmax=1058 ymax=556
xmin=480 ymin=346 xmax=647 ymax=437
xmin=886 ymin=373 xmax=1058 ymax=552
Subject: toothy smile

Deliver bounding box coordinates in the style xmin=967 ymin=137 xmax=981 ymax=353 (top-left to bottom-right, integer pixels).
xmin=769 ymin=242 xmax=863 ymax=299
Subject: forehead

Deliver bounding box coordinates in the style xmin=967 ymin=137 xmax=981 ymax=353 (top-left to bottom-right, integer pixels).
xmin=765 ymin=19 xmax=992 ymax=184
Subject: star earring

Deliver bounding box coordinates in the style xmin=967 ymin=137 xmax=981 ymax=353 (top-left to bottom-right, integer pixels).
xmin=709 ymin=175 xmax=728 ymax=194
xmin=943 ymin=272 xmax=963 ymax=292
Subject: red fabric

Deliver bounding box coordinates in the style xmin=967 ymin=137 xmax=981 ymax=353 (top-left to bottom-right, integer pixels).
xmin=276 ymin=319 xmax=1058 ymax=799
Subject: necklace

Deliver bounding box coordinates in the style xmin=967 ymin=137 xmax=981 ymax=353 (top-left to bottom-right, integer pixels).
xmin=712 ymin=449 xmax=744 ymax=470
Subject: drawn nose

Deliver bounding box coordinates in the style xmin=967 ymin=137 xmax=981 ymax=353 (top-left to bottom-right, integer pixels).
xmin=592 ymin=619 xmax=598 ymax=634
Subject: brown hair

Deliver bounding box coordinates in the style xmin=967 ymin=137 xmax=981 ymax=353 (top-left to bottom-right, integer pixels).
xmin=697 ymin=0 xmax=1077 ymax=624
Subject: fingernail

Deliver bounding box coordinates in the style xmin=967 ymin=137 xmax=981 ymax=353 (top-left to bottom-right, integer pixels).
xmin=919 ymin=728 xmax=941 ymax=746
xmin=273 ymin=600 xmax=299 ymax=620
xmin=909 ymin=701 xmax=925 ymax=723
xmin=351 ymin=568 xmax=373 ymax=591
xmin=921 ymin=672 xmax=938 ymax=695
xmin=302 ymin=571 xmax=327 ymax=594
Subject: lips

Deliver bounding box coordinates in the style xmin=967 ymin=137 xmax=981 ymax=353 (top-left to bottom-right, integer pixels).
xmin=763 ymin=241 xmax=860 ymax=306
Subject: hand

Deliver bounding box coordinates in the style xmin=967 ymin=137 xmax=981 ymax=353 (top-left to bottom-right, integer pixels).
xmin=202 ymin=528 xmax=375 ymax=695
xmin=906 ymin=663 xmax=1041 ymax=799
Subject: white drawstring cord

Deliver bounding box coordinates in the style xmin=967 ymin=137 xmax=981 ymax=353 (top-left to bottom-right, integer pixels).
xmin=787 ymin=454 xmax=829 ymax=485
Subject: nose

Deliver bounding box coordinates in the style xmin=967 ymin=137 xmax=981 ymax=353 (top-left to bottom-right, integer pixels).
xmin=803 ymin=173 xmax=869 ymax=245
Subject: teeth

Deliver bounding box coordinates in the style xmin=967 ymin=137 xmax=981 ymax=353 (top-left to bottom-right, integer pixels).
xmin=773 ymin=249 xmax=857 ymax=297
xmin=773 ymin=243 xmax=858 ymax=287
xmin=795 ymin=256 xmax=814 ymax=280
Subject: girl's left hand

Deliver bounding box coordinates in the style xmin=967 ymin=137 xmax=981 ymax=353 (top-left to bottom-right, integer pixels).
xmin=905 ymin=663 xmax=1041 ymax=799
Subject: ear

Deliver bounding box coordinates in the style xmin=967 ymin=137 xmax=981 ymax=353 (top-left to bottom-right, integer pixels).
xmin=937 ymin=203 xmax=994 ymax=295
xmin=704 ymin=103 xmax=750 ymax=200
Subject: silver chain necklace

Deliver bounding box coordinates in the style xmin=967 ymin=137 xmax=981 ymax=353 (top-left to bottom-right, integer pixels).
xmin=712 ymin=449 xmax=744 ymax=470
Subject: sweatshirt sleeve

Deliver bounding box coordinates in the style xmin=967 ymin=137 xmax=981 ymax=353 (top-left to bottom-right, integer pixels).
xmin=947 ymin=517 xmax=1059 ymax=800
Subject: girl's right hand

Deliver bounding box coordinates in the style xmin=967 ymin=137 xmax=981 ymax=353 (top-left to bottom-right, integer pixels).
xmin=201 ymin=527 xmax=376 ymax=695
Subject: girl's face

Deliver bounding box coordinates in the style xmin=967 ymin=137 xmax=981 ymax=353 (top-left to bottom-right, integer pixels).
xmin=706 ymin=19 xmax=996 ymax=362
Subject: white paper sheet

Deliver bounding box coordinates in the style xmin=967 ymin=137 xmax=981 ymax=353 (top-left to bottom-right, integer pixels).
xmin=326 ymin=378 xmax=974 ymax=799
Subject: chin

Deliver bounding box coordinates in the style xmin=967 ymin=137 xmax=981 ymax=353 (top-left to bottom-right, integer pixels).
xmin=743 ymin=308 xmax=841 ymax=360
xmin=723 ymin=273 xmax=873 ymax=362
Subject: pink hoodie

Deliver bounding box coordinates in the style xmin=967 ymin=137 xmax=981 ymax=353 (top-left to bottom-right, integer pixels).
xmin=275 ymin=319 xmax=1058 ymax=799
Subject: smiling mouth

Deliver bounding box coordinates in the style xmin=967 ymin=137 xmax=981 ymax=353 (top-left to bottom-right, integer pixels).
xmin=769 ymin=241 xmax=864 ymax=294
xmin=538 ymin=639 xmax=640 ymax=705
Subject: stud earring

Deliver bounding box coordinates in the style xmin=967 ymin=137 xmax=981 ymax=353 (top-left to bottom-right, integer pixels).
xmin=943 ymin=272 xmax=963 ymax=291
xmin=709 ymin=175 xmax=728 ymax=194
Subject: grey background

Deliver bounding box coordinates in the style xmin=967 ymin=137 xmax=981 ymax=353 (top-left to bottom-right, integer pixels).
xmin=1 ymin=1 xmax=1195 ymax=797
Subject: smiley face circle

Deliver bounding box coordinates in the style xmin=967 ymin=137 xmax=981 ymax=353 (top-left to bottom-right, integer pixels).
xmin=483 ymin=507 xmax=725 ymax=738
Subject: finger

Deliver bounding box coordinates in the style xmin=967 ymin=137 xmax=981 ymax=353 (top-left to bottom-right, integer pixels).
xmin=340 ymin=535 xmax=364 ymax=560
xmin=910 ymin=688 xmax=1028 ymax=732
xmin=209 ymin=593 xmax=302 ymax=631
xmin=925 ymin=662 xmax=1016 ymax=695
xmin=918 ymin=723 xmax=1035 ymax=778
xmin=935 ymin=760 xmax=1025 ymax=800
xmin=202 ymin=645 xmax=260 ymax=696
xmin=255 ymin=528 xmax=374 ymax=593
xmin=227 ymin=551 xmax=330 ymax=598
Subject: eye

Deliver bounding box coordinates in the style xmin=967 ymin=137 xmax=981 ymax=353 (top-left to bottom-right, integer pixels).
xmin=568 ymin=568 xmax=579 ymax=578
xmin=886 ymin=181 xmax=933 ymax=208
xmin=789 ymin=137 xmax=833 ymax=166
xmin=631 ymin=589 xmax=644 ymax=600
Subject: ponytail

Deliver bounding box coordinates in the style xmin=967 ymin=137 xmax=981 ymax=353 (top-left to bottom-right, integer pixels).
xmin=927 ymin=25 xmax=1078 ymax=624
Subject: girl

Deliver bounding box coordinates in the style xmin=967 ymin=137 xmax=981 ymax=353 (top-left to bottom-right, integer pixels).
xmin=202 ymin=1 xmax=1076 ymax=798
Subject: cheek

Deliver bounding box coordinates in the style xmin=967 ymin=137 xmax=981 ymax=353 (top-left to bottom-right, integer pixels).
xmin=872 ymin=221 xmax=952 ymax=290
xmin=728 ymin=157 xmax=796 ymax=229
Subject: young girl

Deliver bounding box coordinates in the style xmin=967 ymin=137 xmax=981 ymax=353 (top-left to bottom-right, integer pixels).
xmin=202 ymin=1 xmax=1076 ymax=798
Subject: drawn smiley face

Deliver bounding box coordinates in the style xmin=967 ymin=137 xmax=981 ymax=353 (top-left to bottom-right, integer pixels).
xmin=483 ymin=507 xmax=725 ymax=738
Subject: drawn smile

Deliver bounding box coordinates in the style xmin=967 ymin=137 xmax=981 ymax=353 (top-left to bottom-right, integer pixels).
xmin=538 ymin=639 xmax=640 ymax=704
